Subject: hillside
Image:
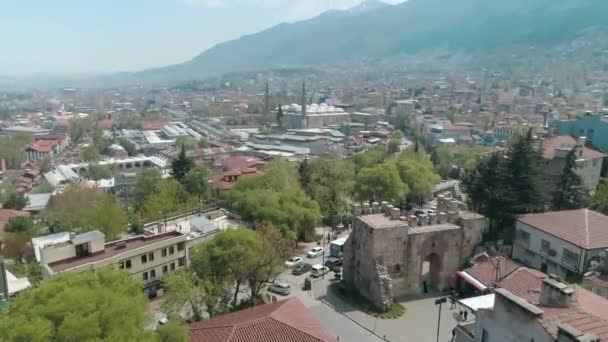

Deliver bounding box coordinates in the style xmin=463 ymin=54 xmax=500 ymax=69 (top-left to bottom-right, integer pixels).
xmin=134 ymin=0 xmax=608 ymax=82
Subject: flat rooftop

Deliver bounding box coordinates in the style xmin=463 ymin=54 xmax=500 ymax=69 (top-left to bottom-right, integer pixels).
xmin=47 ymin=231 xmax=184 ymax=272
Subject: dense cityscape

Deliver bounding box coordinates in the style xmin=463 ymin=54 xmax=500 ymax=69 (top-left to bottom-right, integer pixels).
xmin=2 ymin=1 xmax=608 ymax=342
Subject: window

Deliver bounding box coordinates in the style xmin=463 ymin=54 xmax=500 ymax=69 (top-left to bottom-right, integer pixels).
xmin=150 ymin=270 xmax=156 ymax=278
xmin=148 ymin=252 xmax=154 ymax=262
xmin=169 ymin=246 xmax=175 ymax=255
xmin=170 ymin=262 xmax=175 ymax=271
xmin=562 ymin=249 xmax=580 ymax=269
xmin=143 ymin=272 xmax=148 ymax=280
xmin=162 ymin=248 xmax=167 ymax=257
xmin=177 ymin=242 xmax=185 ymax=251
xmin=125 ymin=260 xmax=132 ymax=269
xmin=516 ymin=229 xmax=530 ymax=246
xmin=141 ymin=254 xmax=147 ymax=263
xmin=593 ymin=159 xmax=598 ymax=167
xmin=178 ymin=257 xmax=185 ymax=267
xmin=541 ymin=239 xmax=551 ymax=255
xmin=119 ymin=261 xmax=125 ymax=269
xmin=162 ymin=265 xmax=168 ymax=273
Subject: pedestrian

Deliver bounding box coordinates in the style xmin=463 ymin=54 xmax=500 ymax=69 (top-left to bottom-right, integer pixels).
xmin=450 ymin=296 xmax=456 ymax=310
xmin=464 ymin=310 xmax=468 ymax=321
xmin=451 ymin=328 xmax=456 ymax=341
xmin=459 ymin=310 xmax=464 ymax=321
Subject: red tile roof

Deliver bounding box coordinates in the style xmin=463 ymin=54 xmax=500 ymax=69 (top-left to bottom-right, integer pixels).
xmin=463 ymin=254 xmax=520 ymax=288
xmin=518 ymin=209 xmax=608 ymax=249
xmin=27 ymin=140 xmax=57 ymax=153
xmin=142 ymin=119 xmax=169 ymax=131
xmin=189 ymin=298 xmax=336 ymax=342
xmin=542 ymin=135 xmax=606 ymax=160
xmin=497 ymin=266 xmax=608 ymax=339
xmin=97 ymin=118 xmax=114 ymax=130
xmin=221 ymin=156 xmax=264 ymax=172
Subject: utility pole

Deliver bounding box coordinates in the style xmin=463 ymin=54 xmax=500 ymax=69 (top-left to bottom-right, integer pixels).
xmin=434 ymin=297 xmax=447 ymax=342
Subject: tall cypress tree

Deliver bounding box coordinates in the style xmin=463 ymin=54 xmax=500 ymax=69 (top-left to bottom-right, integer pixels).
xmin=506 ymin=129 xmax=546 ymax=213
xmin=276 ymin=104 xmax=284 ymax=126
xmin=171 ymin=144 xmax=194 ymax=182
xmin=552 ymin=148 xmax=589 ymax=210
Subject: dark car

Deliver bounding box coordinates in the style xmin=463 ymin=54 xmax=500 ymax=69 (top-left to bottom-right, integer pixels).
xmin=292 ymin=262 xmax=312 ymax=275
xmin=324 ymin=257 xmax=342 ymax=268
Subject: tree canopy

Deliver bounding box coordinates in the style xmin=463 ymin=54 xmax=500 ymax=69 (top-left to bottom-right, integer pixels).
xmin=175 ymin=136 xmax=197 ymax=151
xmin=393 ymin=153 xmax=441 ymax=206
xmin=141 ymin=179 xmax=196 ymax=221
xmin=0 ymin=269 xmax=156 ymax=342
xmin=591 ymin=178 xmax=608 ymax=215
xmin=304 ymin=156 xmax=355 ymax=216
xmin=171 ymin=145 xmax=194 ymax=182
xmin=2 ymin=192 xmax=28 ymax=210
xmin=354 ymin=163 xmax=407 ymax=203
xmin=551 ymin=148 xmax=589 ymax=210
xmin=182 ymin=165 xmax=212 ymax=200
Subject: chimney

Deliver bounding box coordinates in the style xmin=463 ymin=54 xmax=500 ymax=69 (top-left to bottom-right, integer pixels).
xmin=390 ymin=207 xmax=400 ymax=220
xmin=352 ymin=203 xmax=362 ymax=217
xmin=381 ymin=201 xmax=389 ymax=213
xmin=576 ymin=136 xmax=587 ymax=148
xmin=557 ymin=324 xmax=600 ymax=342
xmin=540 ymin=278 xmax=574 ymax=308
xmin=372 ymin=202 xmax=381 ymax=214
xmin=385 ymin=204 xmax=394 ymax=216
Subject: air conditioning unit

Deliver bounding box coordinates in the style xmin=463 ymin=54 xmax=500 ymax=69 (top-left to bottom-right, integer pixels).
xmin=114 ymin=241 xmax=127 ymax=250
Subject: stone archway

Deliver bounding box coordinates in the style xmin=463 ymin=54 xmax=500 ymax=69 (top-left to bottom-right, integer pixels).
xmin=421 ymin=253 xmax=442 ymax=292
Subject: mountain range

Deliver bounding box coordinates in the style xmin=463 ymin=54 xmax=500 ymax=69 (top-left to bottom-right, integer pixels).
xmin=133 ymin=0 xmax=608 ymax=83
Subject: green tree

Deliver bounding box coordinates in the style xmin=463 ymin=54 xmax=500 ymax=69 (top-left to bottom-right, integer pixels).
xmin=394 ymin=154 xmax=441 ymax=206
xmin=156 ymin=320 xmax=188 ymax=342
xmin=33 ymin=180 xmax=54 ymax=193
xmin=182 ymin=165 xmax=212 ymax=200
xmin=276 ymin=104 xmax=284 ymax=126
xmin=227 ymin=160 xmax=320 ymax=239
xmin=134 ymin=169 xmax=163 ymax=213
xmin=38 ymin=156 xmax=52 ymax=172
xmin=142 ymin=179 xmax=195 ymax=221
xmin=82 ymin=145 xmax=101 ymax=161
xmin=175 ymin=136 xmax=197 ymax=151
xmin=171 ymin=145 xmax=194 ymax=182
xmin=85 ymin=163 xmax=113 ymax=181
xmin=552 ymin=148 xmax=589 ymax=210
xmin=162 ymin=270 xmax=215 ymax=321
xmin=387 ymin=130 xmax=405 ymax=154
xmin=431 ymin=145 xmax=454 ymax=179
xmin=506 ymin=129 xmax=546 ymax=213
xmin=5 ymin=216 xmax=34 ymax=234
xmin=118 ymin=137 xmax=137 ymax=156
xmin=591 ymin=178 xmax=608 ymax=214
xmin=352 ymin=145 xmax=387 ymax=172
xmin=69 ymin=116 xmax=95 ymax=142
xmin=0 ymin=269 xmax=156 ymax=342
xmin=354 ymin=163 xmax=407 ymax=203
xmin=305 ymin=156 xmax=355 ymax=216
xmin=43 ymin=186 xmax=128 ymax=240
xmin=2 ymin=192 xmax=28 ymax=210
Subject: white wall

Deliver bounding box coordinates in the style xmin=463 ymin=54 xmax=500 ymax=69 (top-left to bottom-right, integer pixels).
xmin=512 ymin=221 xmax=585 ymax=277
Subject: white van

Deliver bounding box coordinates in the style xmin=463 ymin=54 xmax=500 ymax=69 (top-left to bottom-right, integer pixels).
xmin=311 ymin=264 xmax=330 ymax=278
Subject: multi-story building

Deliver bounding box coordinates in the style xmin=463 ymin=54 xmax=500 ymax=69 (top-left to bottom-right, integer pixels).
xmin=551 ymin=112 xmax=608 ymax=152
xmin=40 ymin=230 xmax=187 ymax=298
xmin=512 ymin=209 xmax=608 ymax=278
xmin=541 ymin=135 xmax=605 ymax=192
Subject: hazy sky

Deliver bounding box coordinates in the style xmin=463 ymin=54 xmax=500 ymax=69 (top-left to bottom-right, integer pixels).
xmin=0 ymin=0 xmax=402 ymax=75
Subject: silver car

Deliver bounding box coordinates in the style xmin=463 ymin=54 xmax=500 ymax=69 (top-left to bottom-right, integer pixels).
xmin=268 ymin=282 xmax=291 ymax=296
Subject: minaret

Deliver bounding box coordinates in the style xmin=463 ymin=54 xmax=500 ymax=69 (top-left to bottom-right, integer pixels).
xmin=264 ymin=81 xmax=270 ymax=116
xmin=301 ymin=80 xmax=307 ymax=128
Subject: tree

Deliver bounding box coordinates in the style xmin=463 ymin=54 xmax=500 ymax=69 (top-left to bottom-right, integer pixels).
xmin=32 ymin=180 xmax=54 ymax=194
xmin=182 ymin=165 xmax=212 ymax=200
xmin=506 ymin=129 xmax=546 ymax=213
xmin=305 ymin=156 xmax=355 ymax=217
xmin=5 ymin=216 xmax=34 ymax=234
xmin=162 ymin=270 xmax=214 ymax=322
xmin=387 ymin=130 xmax=405 ymax=154
xmin=276 ymin=104 xmax=284 ymax=126
xmin=38 ymin=156 xmax=52 ymax=172
xmin=431 ymin=145 xmax=454 ymax=179
xmin=82 ymin=145 xmax=101 ymax=161
xmin=156 ymin=320 xmax=188 ymax=342
xmin=118 ymin=137 xmax=137 ymax=156
xmin=141 ymin=179 xmax=195 ymax=221
xmin=85 ymin=163 xmax=113 ymax=181
xmin=69 ymin=116 xmax=95 ymax=142
xmin=171 ymin=145 xmax=194 ymax=182
xmin=43 ymin=186 xmax=128 ymax=240
xmin=0 ymin=269 xmax=157 ymax=341
xmin=591 ymin=178 xmax=608 ymax=214
xmin=227 ymin=160 xmax=320 ymax=239
xmin=552 ymin=148 xmax=589 ymax=210
xmin=134 ymin=168 xmax=163 ymax=213
xmin=354 ymin=163 xmax=407 ymax=203
xmin=394 ymin=154 xmax=441 ymax=206
xmin=2 ymin=192 xmax=28 ymax=210
xmin=175 ymin=136 xmax=197 ymax=151
xmin=353 ymin=145 xmax=387 ymax=172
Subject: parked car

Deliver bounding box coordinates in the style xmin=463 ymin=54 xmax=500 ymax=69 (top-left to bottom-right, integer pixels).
xmin=285 ymin=256 xmax=303 ymax=268
xmin=324 ymin=257 xmax=342 ymax=268
xmin=307 ymin=247 xmax=324 ymax=258
xmin=311 ymin=264 xmax=330 ymax=278
xmin=292 ymin=262 xmax=312 ymax=275
xmin=268 ymin=282 xmax=291 ymax=296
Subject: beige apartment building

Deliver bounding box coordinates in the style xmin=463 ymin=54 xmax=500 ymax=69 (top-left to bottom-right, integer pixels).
xmin=40 ymin=230 xmax=187 ymax=298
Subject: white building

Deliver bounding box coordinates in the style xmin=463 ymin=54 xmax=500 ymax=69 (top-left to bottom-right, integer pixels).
xmin=513 ymin=209 xmax=608 ymax=278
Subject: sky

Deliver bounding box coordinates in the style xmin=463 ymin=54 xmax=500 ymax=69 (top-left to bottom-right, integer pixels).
xmin=0 ymin=0 xmax=402 ymax=75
